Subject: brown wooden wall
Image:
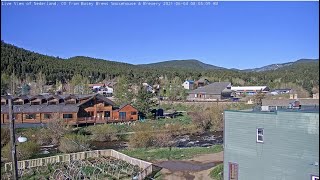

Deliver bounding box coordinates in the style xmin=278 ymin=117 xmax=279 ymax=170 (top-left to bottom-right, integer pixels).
xmin=112 ymin=105 xmax=138 ymax=121
xmin=84 ymin=102 xmax=113 ymax=119
xmin=1 ymin=97 xmax=139 ymax=124
xmin=1 ymin=99 xmax=6 ymax=105
xmin=0 ymin=112 xmax=78 ymax=124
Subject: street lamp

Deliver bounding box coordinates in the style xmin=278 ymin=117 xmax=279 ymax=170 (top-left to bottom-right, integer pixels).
xmin=17 ymin=136 xmax=27 ymax=143
xmin=8 ymin=99 xmax=27 ymax=180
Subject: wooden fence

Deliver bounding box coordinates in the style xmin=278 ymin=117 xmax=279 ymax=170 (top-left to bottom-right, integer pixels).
xmin=4 ymin=149 xmax=153 ymax=180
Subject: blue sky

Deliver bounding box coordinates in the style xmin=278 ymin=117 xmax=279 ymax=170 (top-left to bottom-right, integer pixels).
xmin=1 ymin=1 xmax=319 ymax=69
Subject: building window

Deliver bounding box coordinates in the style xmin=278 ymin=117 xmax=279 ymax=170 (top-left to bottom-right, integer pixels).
xmin=44 ymin=114 xmax=52 ymax=119
xmin=104 ymin=111 xmax=110 ymax=117
xmin=131 ymin=111 xmax=137 ymax=115
xmin=119 ymin=112 xmax=126 ymax=120
xmin=13 ymin=101 xmax=23 ymax=105
xmin=257 ymin=128 xmax=264 ymax=143
xmin=65 ymin=100 xmax=76 ymax=104
xmin=26 ymin=114 xmax=36 ymax=119
xmin=48 ymin=101 xmax=58 ymax=105
xmin=312 ymin=175 xmax=319 ymax=180
xmin=1 ymin=101 xmax=6 ymax=105
xmin=63 ymin=114 xmax=73 ymax=119
xmin=31 ymin=101 xmax=40 ymax=105
xmin=229 ymin=162 xmax=238 ymax=180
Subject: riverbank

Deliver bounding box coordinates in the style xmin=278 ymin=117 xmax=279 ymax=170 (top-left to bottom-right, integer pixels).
xmin=120 ymin=145 xmax=223 ymax=162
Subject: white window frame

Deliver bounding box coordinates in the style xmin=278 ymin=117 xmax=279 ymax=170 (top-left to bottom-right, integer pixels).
xmin=256 ymin=128 xmax=264 ymax=143
xmin=312 ymin=175 xmax=319 ymax=180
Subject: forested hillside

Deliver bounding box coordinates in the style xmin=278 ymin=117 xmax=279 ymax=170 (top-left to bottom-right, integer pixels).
xmin=138 ymin=59 xmax=225 ymax=70
xmin=1 ymin=41 xmax=319 ymax=95
xmin=243 ymin=59 xmax=318 ymax=72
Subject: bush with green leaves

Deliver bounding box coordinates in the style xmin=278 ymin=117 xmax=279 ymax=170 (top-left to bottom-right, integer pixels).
xmin=1 ymin=127 xmax=10 ymax=148
xmin=86 ymin=124 xmax=118 ymax=142
xmin=210 ymin=163 xmax=223 ymax=180
xmin=58 ymin=134 xmax=91 ymax=153
xmin=129 ymin=131 xmax=154 ymax=149
xmin=1 ymin=141 xmax=40 ymax=161
xmin=129 ymin=123 xmax=155 ymax=148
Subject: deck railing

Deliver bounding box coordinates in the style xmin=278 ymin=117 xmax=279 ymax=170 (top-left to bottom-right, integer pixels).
xmin=1 ymin=117 xmax=137 ymax=125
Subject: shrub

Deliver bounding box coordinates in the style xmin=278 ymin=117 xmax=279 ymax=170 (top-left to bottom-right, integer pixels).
xmin=86 ymin=124 xmax=118 ymax=142
xmin=36 ymin=128 xmax=53 ymax=146
xmin=47 ymin=118 xmax=71 ymax=145
xmin=209 ymin=163 xmax=223 ymax=180
xmin=183 ymin=124 xmax=201 ymax=135
xmin=129 ymin=123 xmax=154 ymax=148
xmin=153 ymin=133 xmax=174 ymax=148
xmin=19 ymin=128 xmax=39 ymax=143
xmin=129 ymin=131 xmax=154 ymax=148
xmin=77 ymin=128 xmax=90 ymax=135
xmin=2 ymin=141 xmax=40 ymax=161
xmin=58 ymin=134 xmax=91 ymax=153
xmin=188 ymin=111 xmax=211 ymax=132
xmin=132 ymin=122 xmax=155 ymax=132
xmin=189 ymin=104 xmax=225 ymax=132
xmin=165 ymin=123 xmax=184 ymax=136
xmin=18 ymin=128 xmax=53 ymax=146
xmin=1 ymin=127 xmax=10 ymax=148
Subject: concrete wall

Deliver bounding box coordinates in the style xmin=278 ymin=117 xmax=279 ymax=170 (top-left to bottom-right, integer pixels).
xmin=224 ymin=110 xmax=319 ymax=180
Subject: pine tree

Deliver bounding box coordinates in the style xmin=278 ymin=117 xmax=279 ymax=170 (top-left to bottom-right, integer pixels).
xmin=134 ymin=86 xmax=157 ymax=118
xmin=114 ymin=76 xmax=134 ymax=105
xmin=253 ymin=90 xmax=265 ymax=106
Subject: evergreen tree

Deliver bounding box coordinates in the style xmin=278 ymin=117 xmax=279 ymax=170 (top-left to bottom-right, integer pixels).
xmin=253 ymin=90 xmax=265 ymax=106
xmin=21 ymin=83 xmax=31 ymax=95
xmin=134 ymin=86 xmax=157 ymax=118
xmin=114 ymin=76 xmax=134 ymax=105
xmin=1 ymin=74 xmax=10 ymax=95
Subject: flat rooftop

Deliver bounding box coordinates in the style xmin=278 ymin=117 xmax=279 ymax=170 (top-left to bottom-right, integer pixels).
xmin=233 ymin=105 xmax=319 ymax=114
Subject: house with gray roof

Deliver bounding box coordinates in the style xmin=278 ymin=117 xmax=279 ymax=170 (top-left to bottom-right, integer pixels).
xmin=182 ymin=80 xmax=194 ymax=90
xmin=187 ymin=82 xmax=232 ymax=101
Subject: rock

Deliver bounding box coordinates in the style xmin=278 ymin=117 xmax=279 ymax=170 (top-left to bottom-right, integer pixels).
xmin=200 ymin=143 xmax=212 ymax=147
xmin=41 ymin=150 xmax=50 ymax=154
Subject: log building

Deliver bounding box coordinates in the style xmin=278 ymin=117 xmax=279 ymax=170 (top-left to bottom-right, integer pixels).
xmin=1 ymin=94 xmax=138 ymax=125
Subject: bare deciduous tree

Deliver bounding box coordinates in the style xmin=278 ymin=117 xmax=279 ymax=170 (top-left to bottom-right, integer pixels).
xmin=46 ymin=113 xmax=70 ymax=145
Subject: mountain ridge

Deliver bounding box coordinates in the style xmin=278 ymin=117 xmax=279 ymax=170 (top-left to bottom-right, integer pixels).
xmin=138 ymin=59 xmax=226 ymax=70
xmin=1 ymin=41 xmax=318 ymax=72
xmin=1 ymin=41 xmax=319 ymax=94
xmin=243 ymin=59 xmax=319 ymax=72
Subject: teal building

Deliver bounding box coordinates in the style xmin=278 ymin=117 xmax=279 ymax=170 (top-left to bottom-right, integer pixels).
xmin=223 ymin=108 xmax=319 ymax=180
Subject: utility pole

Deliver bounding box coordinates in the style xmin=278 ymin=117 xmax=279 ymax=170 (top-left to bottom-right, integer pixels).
xmin=9 ymin=99 xmax=18 ymax=179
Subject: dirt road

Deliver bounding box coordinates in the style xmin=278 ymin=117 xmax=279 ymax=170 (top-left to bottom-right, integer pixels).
xmin=154 ymin=151 xmax=223 ymax=180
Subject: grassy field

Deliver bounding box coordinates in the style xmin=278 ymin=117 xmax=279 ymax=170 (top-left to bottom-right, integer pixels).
xmin=120 ymin=145 xmax=223 ymax=162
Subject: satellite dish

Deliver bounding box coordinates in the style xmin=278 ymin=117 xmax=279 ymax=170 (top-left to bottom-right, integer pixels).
xmin=17 ymin=136 xmax=27 ymax=143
